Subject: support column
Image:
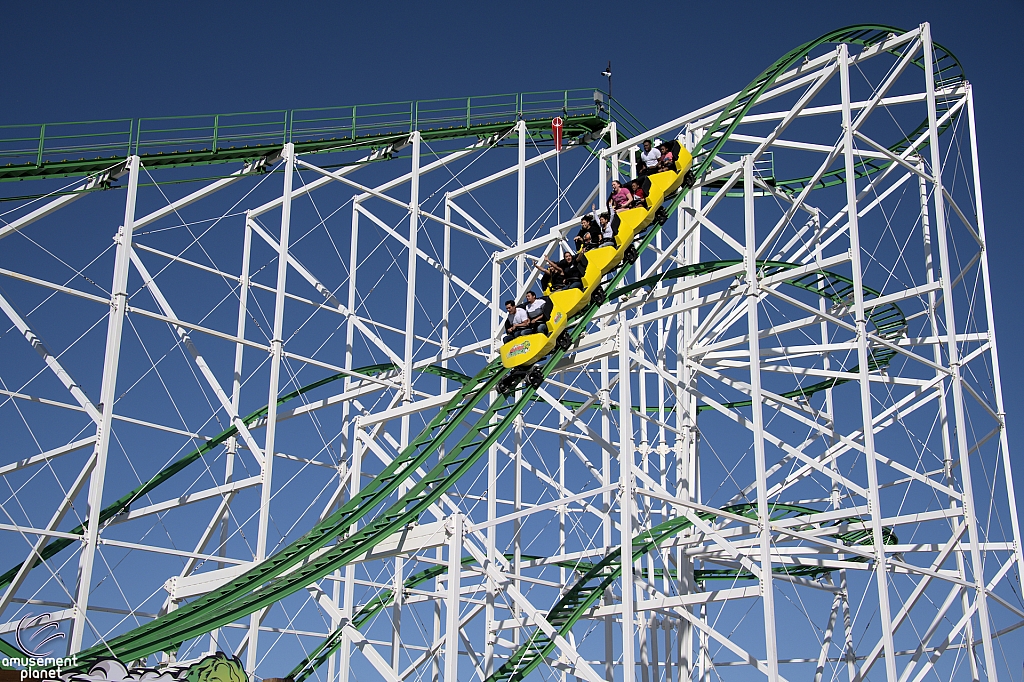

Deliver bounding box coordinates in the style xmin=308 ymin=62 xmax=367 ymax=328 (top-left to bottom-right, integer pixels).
xmin=917 ymin=157 xmax=979 ymax=681
xmin=609 ymin=122 xmax=619 ymax=184
xmin=404 ymin=131 xmax=422 ymax=403
xmin=212 ymin=211 xmax=253 ymax=655
xmin=512 ymin=123 xmax=526 ymax=638
xmin=619 ymin=312 xmax=635 ymax=681
xmin=838 ymin=43 xmax=897 ymax=682
xmin=435 ymin=194 xmax=453 ymax=682
xmin=601 ymin=353 xmax=614 ymax=681
xmin=676 ymin=125 xmax=700 ymax=682
xmin=395 ymin=130 xmax=422 ymax=674
xmin=336 ymin=198 xmax=362 ymax=682
xmin=339 ymin=421 xmax=364 ymax=682
xmin=444 ymin=514 xmax=463 ymax=681
xmin=965 ymin=82 xmax=1024 ymax=594
xmin=921 ymin=23 xmax=998 ymax=678
xmin=485 ymin=433 xmax=498 ymax=677
xmin=70 ymin=154 xmax=140 ymax=653
xmin=516 ymin=120 xmax=527 ymax=289
xmin=743 ymin=154 xmax=779 ymax=680
xmin=246 ymin=142 xmax=295 ymax=675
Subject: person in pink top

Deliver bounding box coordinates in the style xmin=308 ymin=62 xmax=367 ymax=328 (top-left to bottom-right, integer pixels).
xmin=607 ymin=179 xmax=633 ymax=211
xmin=654 ymin=143 xmax=675 ymax=172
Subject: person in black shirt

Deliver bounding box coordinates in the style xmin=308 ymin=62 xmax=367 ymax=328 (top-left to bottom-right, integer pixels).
xmin=556 ymin=252 xmax=585 ymax=290
xmin=535 ymin=258 xmax=566 ymax=292
xmin=574 ymin=214 xmax=601 ymax=252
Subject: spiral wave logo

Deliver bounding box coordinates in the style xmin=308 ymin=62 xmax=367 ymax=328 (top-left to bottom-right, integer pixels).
xmin=15 ymin=613 xmax=64 ymax=657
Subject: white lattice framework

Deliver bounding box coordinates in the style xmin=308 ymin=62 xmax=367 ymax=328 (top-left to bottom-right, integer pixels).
xmin=0 ymin=24 xmax=1020 ymax=681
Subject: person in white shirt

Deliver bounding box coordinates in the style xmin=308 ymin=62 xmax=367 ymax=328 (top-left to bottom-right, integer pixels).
xmin=522 ymin=291 xmax=552 ymax=336
xmin=638 ymin=139 xmax=661 ymax=176
xmin=502 ymin=299 xmax=529 ymax=342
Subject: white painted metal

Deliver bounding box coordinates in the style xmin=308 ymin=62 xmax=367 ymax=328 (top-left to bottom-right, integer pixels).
xmin=839 ymin=43 xmax=898 ymax=682
xmin=69 ymin=154 xmax=139 ymax=653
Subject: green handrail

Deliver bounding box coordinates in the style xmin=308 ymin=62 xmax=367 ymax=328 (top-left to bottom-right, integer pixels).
xmin=0 ymin=89 xmax=607 ymax=182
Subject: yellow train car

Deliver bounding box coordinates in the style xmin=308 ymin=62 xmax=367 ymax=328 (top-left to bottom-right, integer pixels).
xmin=500 ymin=307 xmax=568 ymax=369
xmin=498 ymin=142 xmax=693 ymax=371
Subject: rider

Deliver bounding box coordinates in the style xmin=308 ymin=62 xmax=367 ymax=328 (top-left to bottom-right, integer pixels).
xmin=607 ymin=179 xmax=633 ymax=212
xmin=574 ymin=214 xmax=601 ymax=252
xmin=597 ymin=212 xmax=618 ymax=247
xmin=654 ymin=142 xmax=675 ymax=173
xmin=502 ymin=299 xmax=529 ymax=343
xmin=556 ymin=251 xmax=585 ymax=290
xmin=628 ymin=179 xmax=647 ymax=209
xmin=637 ymin=139 xmax=661 ymax=176
xmin=522 ymin=291 xmax=552 ymax=336
xmin=535 ymin=258 xmax=566 ymax=292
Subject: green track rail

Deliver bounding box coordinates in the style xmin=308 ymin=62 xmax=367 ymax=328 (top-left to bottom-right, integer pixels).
xmin=0 ymin=256 xmax=906 ymax=593
xmin=0 ymin=23 xmax=955 ymax=674
xmin=290 ymin=502 xmax=895 ymax=682
xmin=489 ymin=504 xmax=897 ymax=682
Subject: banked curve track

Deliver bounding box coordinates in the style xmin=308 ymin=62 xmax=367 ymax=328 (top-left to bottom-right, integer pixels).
xmin=289 ymin=504 xmax=898 ymax=682
xmin=488 ymin=505 xmax=899 ymax=682
xmin=35 ymin=24 xmax=950 ymax=673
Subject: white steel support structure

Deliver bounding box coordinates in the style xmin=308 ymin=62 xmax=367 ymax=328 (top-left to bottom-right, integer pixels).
xmin=69 ymin=154 xmax=139 ymax=653
xmin=839 ymin=44 xmax=898 ymax=681
xmin=0 ymin=25 xmax=1021 ymax=682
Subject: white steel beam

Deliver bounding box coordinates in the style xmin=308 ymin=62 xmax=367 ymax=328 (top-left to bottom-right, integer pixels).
xmin=0 ymin=452 xmax=96 ymax=619
xmin=744 ymin=155 xmax=780 ymax=680
xmin=965 ymin=82 xmax=1024 ymax=593
xmin=0 ymin=291 xmax=103 ymax=425
xmin=839 ymin=44 xmax=897 ymax=681
xmin=921 ymin=22 xmax=998 ymax=678
xmin=0 ymin=437 xmax=95 ymax=478
xmin=128 ymin=251 xmax=268 ymax=465
xmin=70 ymin=154 xmax=140 ymax=653
xmin=246 ymin=142 xmax=295 ymax=675
xmin=0 ymin=162 xmax=128 ymax=242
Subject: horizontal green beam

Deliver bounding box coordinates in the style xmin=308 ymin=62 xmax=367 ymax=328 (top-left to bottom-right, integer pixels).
xmin=0 ymin=89 xmax=612 ymax=183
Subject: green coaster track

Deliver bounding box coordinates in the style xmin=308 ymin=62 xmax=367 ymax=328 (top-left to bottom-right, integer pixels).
xmin=0 ymin=255 xmax=907 ymax=594
xmin=288 ymin=501 xmax=896 ymax=682
xmin=0 ymin=23 xmax=958 ymax=675
xmin=488 ymin=504 xmax=898 ymax=682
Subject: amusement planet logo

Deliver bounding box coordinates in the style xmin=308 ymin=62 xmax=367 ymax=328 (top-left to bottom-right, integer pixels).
xmin=2 ymin=613 xmax=75 ymax=680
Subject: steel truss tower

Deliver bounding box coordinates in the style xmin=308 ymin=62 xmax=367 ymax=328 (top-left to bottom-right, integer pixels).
xmin=0 ymin=24 xmax=1020 ymax=681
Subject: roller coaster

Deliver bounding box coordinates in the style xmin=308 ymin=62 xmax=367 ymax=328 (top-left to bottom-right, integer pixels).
xmin=0 ymin=22 xmax=1020 ymax=682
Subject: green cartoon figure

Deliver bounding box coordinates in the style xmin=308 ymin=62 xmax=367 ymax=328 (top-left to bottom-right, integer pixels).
xmin=182 ymin=654 xmax=246 ymax=682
